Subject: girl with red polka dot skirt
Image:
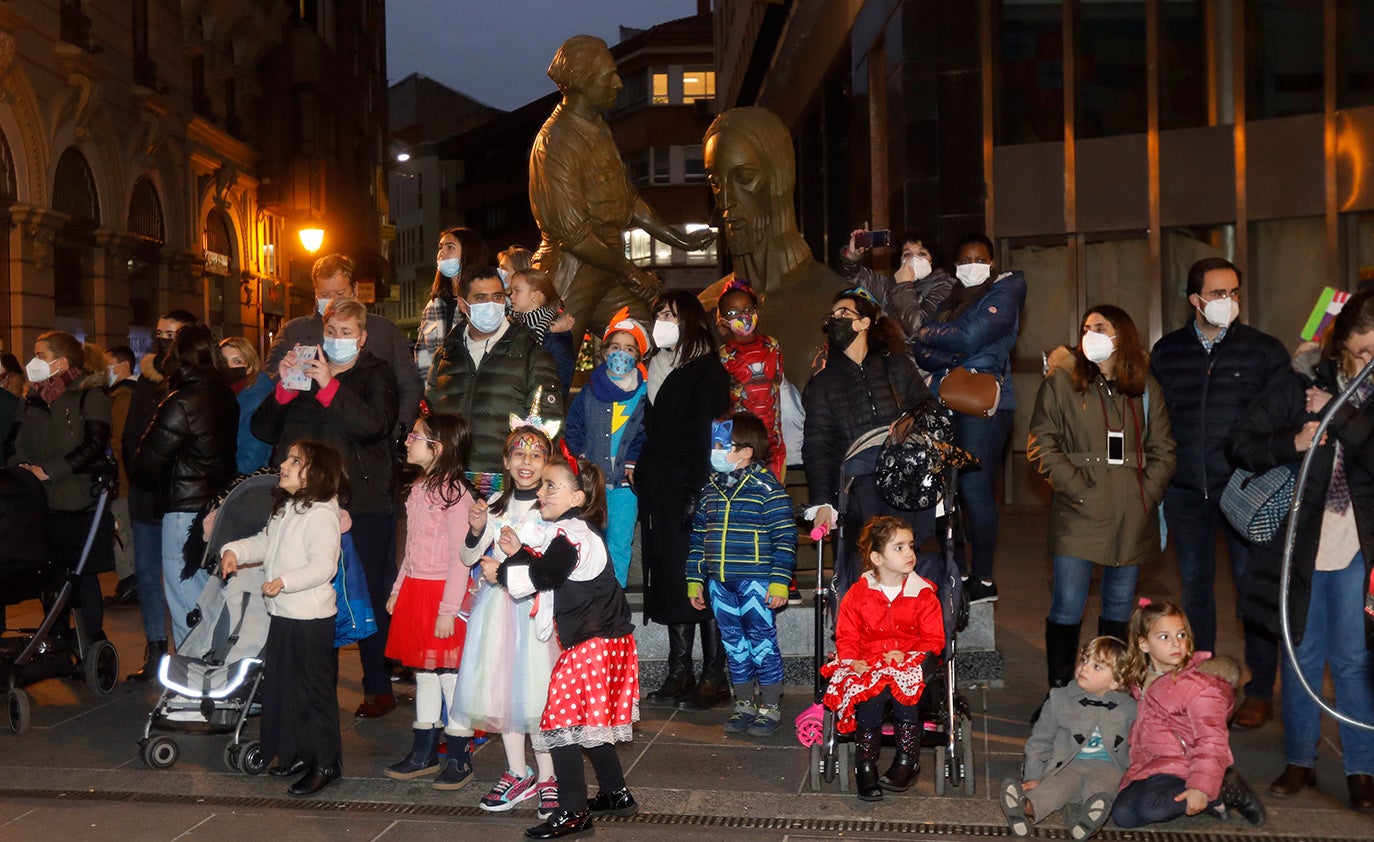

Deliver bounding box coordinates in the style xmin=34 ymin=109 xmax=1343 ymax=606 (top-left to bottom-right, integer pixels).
xmin=495 ymin=454 xmax=639 ymax=840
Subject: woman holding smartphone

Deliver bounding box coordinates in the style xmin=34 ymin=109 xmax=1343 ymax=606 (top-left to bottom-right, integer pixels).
xmin=1026 ymin=305 xmax=1176 ymax=691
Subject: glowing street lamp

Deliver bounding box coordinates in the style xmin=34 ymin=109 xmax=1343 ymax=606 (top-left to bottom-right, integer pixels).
xmin=299 ymin=227 xmax=324 ymax=255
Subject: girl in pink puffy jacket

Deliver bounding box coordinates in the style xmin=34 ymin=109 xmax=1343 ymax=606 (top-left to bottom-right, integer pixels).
xmin=1110 ymin=601 xmax=1267 ymax=829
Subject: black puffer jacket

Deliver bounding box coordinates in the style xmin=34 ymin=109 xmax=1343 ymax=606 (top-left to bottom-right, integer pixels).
xmin=802 ymin=350 xmax=934 ymax=507
xmin=131 ymin=368 xmax=239 ymax=514
xmin=252 ymin=350 xmax=398 ymax=514
xmin=1150 ymin=321 xmax=1289 ymax=496
xmin=1225 ymin=350 xmax=1374 ymax=650
xmin=5 ymin=371 xmax=111 ymax=512
xmin=426 ymin=321 xmax=564 ymax=473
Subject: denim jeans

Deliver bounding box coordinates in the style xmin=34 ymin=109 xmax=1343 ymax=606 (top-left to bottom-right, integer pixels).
xmin=954 ymin=409 xmax=1011 ymax=581
xmin=606 ymin=485 xmax=637 ymax=588
xmin=133 ymin=517 xmax=166 ymax=643
xmin=1048 ymin=555 xmax=1140 ymax=626
xmin=1282 ymin=552 xmax=1374 ymax=775
xmin=1163 ymin=485 xmax=1279 ymax=699
xmin=1112 ymin=774 xmax=1218 ymax=827
xmin=162 ymin=511 xmax=207 ymax=647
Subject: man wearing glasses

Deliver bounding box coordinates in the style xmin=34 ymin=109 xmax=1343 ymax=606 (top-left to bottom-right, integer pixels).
xmin=1149 ymin=257 xmax=1289 ymax=729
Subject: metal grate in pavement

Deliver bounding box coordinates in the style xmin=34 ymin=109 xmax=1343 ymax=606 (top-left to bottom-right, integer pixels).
xmin=0 ymin=787 xmax=1355 ymax=840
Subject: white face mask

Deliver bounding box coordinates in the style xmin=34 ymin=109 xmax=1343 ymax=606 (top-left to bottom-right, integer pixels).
xmin=467 ymin=301 xmax=507 ymax=334
xmin=956 ymin=262 xmax=991 ymax=287
xmin=1081 ymin=331 xmax=1116 ymax=364
xmin=26 ymin=357 xmax=53 ymax=382
xmin=316 ymin=297 xmax=332 ymax=317
xmin=1200 ymin=297 xmax=1239 ymax=328
xmin=437 ymin=257 xmax=462 ymax=279
xmin=905 ymin=255 xmax=933 ymax=281
xmin=652 ymin=319 xmax=680 ymax=349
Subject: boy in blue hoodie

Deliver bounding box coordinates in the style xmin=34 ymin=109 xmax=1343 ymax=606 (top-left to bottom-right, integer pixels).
xmin=564 ymin=309 xmax=648 ymax=587
xmin=686 ymin=412 xmax=797 ymax=737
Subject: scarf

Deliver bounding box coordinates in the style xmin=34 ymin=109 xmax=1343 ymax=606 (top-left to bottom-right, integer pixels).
xmin=1325 ymin=373 xmax=1374 ymax=514
xmin=646 ymin=347 xmax=680 ymax=404
xmin=517 ymin=306 xmax=559 ymax=342
xmin=37 ymin=367 xmax=83 ymax=406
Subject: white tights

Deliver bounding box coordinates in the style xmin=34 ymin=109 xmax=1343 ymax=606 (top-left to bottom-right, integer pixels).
xmin=413 ymin=671 xmax=457 ymax=727
xmin=502 ymin=731 xmax=555 ymax=780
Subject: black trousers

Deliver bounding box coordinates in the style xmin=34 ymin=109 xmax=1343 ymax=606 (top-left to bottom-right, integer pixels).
xmin=261 ymin=615 xmax=341 ymax=769
xmin=349 ymin=512 xmax=397 ymax=695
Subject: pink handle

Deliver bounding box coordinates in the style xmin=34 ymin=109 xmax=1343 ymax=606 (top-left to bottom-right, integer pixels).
xmin=810 ymin=524 xmax=830 ymax=541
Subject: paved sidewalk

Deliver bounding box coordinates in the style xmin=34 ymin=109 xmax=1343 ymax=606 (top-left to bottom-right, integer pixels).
xmin=1 ymin=509 xmax=1370 ymax=839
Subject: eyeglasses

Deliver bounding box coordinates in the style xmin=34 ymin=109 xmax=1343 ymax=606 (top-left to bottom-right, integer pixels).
xmin=405 ymin=433 xmax=440 ymax=445
xmin=829 ymin=306 xmax=860 ymax=319
xmin=1198 ymin=289 xmax=1241 ymax=301
xmin=723 ymin=307 xmax=756 ymax=319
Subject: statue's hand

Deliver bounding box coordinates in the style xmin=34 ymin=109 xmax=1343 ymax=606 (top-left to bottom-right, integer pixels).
xmin=683 ymin=228 xmax=717 ymax=251
xmin=624 ymin=269 xmax=662 ymax=301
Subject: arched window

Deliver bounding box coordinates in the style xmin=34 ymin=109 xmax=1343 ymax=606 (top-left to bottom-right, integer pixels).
xmin=53 ymin=147 xmax=99 ymax=222
xmin=52 ymin=147 xmax=99 ymax=319
xmin=127 ymin=177 xmax=164 ymax=330
xmin=204 ymin=206 xmax=235 ymax=278
xmin=127 ymin=177 xmax=164 ymax=243
xmin=0 ymin=130 xmax=15 ymax=202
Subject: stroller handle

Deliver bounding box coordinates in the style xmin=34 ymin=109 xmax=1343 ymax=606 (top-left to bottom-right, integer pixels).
xmin=809 ymin=523 xmax=831 ymax=542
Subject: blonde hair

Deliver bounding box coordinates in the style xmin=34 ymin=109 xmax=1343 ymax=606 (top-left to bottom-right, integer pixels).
xmin=1080 ymin=636 xmax=1129 ymax=686
xmin=510 ymin=268 xmax=561 ymax=309
xmin=322 ymin=297 xmax=368 ymax=333
xmin=219 ymin=336 xmax=262 ymax=375
xmin=1119 ymin=601 xmax=1195 ymax=689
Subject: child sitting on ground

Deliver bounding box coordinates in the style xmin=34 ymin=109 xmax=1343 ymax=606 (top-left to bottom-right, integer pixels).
xmin=821 ymin=515 xmax=945 ymax=801
xmin=686 ymin=413 xmax=797 ymax=737
xmin=1002 ymin=636 xmax=1136 ymax=839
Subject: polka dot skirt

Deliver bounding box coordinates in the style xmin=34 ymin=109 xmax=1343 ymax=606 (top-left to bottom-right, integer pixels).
xmin=540 ymin=634 xmax=640 ymax=733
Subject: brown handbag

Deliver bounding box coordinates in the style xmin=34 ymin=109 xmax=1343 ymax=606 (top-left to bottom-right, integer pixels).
xmin=938 ymin=366 xmax=1001 ymax=418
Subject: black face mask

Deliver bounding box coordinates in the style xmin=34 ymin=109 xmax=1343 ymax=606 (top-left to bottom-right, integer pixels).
xmin=822 ymin=315 xmax=859 ymax=351
xmin=226 ymin=366 xmax=249 ymax=385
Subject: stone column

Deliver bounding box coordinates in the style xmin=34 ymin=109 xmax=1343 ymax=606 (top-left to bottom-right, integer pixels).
xmin=93 ymin=228 xmax=139 ymax=348
xmin=7 ymin=204 xmax=64 ymax=354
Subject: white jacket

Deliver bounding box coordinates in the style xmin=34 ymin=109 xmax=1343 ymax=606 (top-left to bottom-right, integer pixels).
xmin=223 ymin=497 xmax=340 ymax=620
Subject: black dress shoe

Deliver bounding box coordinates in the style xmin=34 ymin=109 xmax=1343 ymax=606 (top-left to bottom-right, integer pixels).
xmin=288 ymin=765 xmax=341 ymax=796
xmin=1349 ymin=773 xmax=1374 ymax=811
xmin=1269 ymin=764 xmax=1316 ymax=797
xmin=268 ymin=758 xmax=307 ymax=778
xmin=588 ymin=786 xmax=638 ymax=816
xmin=524 ymin=809 xmax=593 ymax=839
xmin=354 ymin=693 xmax=395 ymax=719
xmin=674 ymin=679 xmax=730 ymax=711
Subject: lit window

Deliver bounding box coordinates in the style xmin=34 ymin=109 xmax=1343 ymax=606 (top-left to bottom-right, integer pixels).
xmin=624 ymin=228 xmax=651 ymax=265
xmin=683 ymin=68 xmax=715 ymax=101
xmin=684 ymin=223 xmax=718 ymax=265
xmin=652 ymin=72 xmax=669 ymax=105
xmin=654 ymin=240 xmax=673 ymax=266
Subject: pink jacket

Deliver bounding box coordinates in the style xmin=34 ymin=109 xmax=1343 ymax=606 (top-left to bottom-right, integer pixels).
xmin=1118 ymin=652 xmax=1235 ymax=800
xmin=391 ymin=483 xmax=474 ymax=616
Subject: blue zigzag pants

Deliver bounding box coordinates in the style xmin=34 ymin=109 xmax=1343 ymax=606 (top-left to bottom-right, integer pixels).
xmin=708 ymin=579 xmax=784 ymax=687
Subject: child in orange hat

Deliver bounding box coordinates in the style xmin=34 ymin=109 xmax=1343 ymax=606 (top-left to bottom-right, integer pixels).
xmin=563 ymin=309 xmax=649 ymax=586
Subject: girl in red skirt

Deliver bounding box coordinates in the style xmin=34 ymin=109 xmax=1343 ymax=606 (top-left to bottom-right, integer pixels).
xmin=383 ymin=413 xmax=477 ymax=788
xmin=494 ymin=454 xmax=639 ymax=840
xmin=821 ymin=515 xmax=945 ymax=802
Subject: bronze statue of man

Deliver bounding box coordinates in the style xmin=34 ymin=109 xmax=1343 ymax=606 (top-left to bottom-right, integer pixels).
xmin=529 ymin=34 xmax=715 ymax=341
xmin=700 ymin=106 xmax=844 ymax=384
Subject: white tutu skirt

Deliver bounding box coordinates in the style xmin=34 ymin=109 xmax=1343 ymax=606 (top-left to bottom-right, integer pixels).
xmin=450 ymin=580 xmax=559 ymax=734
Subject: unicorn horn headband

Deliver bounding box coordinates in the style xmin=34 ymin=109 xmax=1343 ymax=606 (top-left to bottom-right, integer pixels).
xmin=508 ymin=385 xmax=561 ymax=440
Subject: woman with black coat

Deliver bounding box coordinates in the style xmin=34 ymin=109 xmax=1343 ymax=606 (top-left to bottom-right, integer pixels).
xmin=252 ymin=297 xmax=400 ymax=719
xmin=637 ymin=291 xmax=732 ymax=710
xmin=1225 ymin=289 xmax=1374 ymax=812
xmin=132 ymin=324 xmax=239 ymax=648
xmin=803 ymin=287 xmax=938 ymax=596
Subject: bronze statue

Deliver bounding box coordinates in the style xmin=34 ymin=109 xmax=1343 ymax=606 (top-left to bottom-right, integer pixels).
xmin=699 ymin=106 xmax=844 ymax=384
xmin=529 ymin=34 xmax=715 ymax=342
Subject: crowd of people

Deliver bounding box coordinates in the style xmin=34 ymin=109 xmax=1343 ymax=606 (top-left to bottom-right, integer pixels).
xmin=3 ymin=224 xmax=1373 ymax=839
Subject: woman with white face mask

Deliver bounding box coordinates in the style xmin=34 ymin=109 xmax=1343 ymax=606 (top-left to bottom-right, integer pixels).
xmin=912 ymin=233 xmax=1027 ymax=607
xmin=837 ymin=229 xmax=956 ymax=338
xmin=417 ymin=227 xmax=488 ymax=382
xmin=1026 ymin=305 xmax=1176 ymax=691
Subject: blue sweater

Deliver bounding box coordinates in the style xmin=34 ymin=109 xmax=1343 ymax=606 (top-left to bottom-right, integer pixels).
xmin=234 ymin=372 xmax=275 ymax=474
xmin=565 ymin=366 xmax=646 ymax=487
xmin=686 ymin=462 xmax=797 ymax=594
xmin=914 ymin=270 xmax=1026 ymax=411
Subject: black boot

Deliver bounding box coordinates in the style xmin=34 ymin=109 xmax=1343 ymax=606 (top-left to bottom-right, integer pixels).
xmin=854 ymin=728 xmax=883 ymax=801
xmin=126 ymin=640 xmax=167 ymax=683
xmin=1045 ymin=621 xmax=1081 ymax=689
xmin=676 ymin=620 xmax=730 ymax=711
xmin=384 ymin=726 xmax=441 ymax=779
xmin=1097 ymin=617 xmax=1129 ymax=645
xmin=646 ymin=624 xmax=696 ymax=703
xmin=879 ymin=722 xmax=921 ymax=791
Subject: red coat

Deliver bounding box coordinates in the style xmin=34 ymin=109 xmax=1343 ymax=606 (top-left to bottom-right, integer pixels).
xmin=1118 ymin=652 xmax=1235 ymax=800
xmin=834 ymin=571 xmax=945 ymax=663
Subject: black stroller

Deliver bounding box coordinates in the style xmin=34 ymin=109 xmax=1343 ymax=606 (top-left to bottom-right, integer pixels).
xmin=798 ymin=419 xmax=975 ymax=795
xmin=1 ymin=465 xmax=119 ymax=735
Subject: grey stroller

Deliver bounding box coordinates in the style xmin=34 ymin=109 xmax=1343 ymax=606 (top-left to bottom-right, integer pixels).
xmin=138 ymin=474 xmax=277 ymax=773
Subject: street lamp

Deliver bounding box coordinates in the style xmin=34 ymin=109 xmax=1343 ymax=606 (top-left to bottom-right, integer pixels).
xmin=299 ymin=227 xmax=324 ymax=255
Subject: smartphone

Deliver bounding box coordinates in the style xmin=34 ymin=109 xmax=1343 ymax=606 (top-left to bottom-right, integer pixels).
xmin=282 ymin=344 xmax=317 ymax=391
xmin=1107 ymin=430 xmax=1125 ymax=465
xmin=853 ymin=229 xmax=891 ymax=250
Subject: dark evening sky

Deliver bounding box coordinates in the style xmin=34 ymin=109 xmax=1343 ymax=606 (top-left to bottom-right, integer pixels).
xmin=385 ymin=0 xmax=702 ymax=111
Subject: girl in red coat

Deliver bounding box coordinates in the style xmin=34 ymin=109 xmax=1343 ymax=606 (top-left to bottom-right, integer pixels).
xmin=822 ymin=516 xmax=945 ymax=801
xmin=1111 ymin=601 xmax=1266 ymax=828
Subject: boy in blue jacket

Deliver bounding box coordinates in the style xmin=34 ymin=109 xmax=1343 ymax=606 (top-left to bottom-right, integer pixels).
xmin=687 ymin=412 xmax=797 ymax=737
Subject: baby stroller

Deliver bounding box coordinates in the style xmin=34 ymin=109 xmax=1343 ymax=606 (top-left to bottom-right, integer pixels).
xmin=798 ymin=417 xmax=975 ymax=795
xmin=1 ymin=465 xmax=119 ymax=735
xmin=138 ymin=473 xmax=277 ymax=773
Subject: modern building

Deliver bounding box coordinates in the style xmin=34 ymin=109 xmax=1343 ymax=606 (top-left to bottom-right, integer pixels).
xmin=716 ymin=0 xmax=1374 ymax=502
xmin=0 ymin=0 xmax=389 ymax=357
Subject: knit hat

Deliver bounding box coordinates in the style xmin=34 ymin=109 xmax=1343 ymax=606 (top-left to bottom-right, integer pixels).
xmin=603 ymin=307 xmax=649 ymax=356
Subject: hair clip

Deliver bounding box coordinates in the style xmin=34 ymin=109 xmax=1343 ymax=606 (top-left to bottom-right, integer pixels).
xmin=1137 ymin=597 xmax=1152 ymax=607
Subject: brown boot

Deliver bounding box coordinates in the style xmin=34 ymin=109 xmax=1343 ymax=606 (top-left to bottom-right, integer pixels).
xmin=1268 ymin=764 xmax=1315 ymax=797
xmin=1231 ymin=697 xmax=1273 ymax=729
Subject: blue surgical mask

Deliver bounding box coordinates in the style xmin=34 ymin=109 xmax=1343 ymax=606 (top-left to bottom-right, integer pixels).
xmin=605 ymin=349 xmax=637 ymax=376
xmin=497 ymin=267 xmax=510 ymax=285
xmin=710 ymin=448 xmax=737 ymax=473
xmin=468 ymin=301 xmax=507 ymax=334
xmin=316 ymin=297 xmax=331 ymax=317
xmin=322 ymin=337 xmax=359 ymax=364
xmin=437 ymin=257 xmax=462 ymax=279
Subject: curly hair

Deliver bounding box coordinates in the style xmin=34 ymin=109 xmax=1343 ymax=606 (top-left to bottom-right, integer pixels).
xmin=1118 ymin=600 xmax=1195 ymax=690
xmin=271 ymin=440 xmax=350 ymax=516
xmin=857 ymin=515 xmax=914 ymax=572
xmin=1080 ymin=636 xmax=1129 ymax=686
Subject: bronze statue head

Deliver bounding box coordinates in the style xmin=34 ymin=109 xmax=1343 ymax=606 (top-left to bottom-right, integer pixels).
xmin=547 ymin=35 xmax=622 ymax=111
xmin=703 ymin=107 xmax=798 ymax=258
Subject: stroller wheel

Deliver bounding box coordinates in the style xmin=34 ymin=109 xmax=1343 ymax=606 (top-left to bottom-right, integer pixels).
xmin=84 ymin=640 xmax=120 ymax=696
xmin=222 ymin=742 xmax=242 ymax=772
xmin=5 ymin=688 xmax=31 ymax=736
xmin=141 ymin=735 xmax=179 ymax=770
xmin=934 ymin=745 xmax=947 ymax=796
xmin=237 ymin=741 xmax=268 ymax=776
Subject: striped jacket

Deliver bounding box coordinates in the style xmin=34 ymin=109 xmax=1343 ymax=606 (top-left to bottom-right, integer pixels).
xmin=686 ymin=462 xmax=797 ymax=593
